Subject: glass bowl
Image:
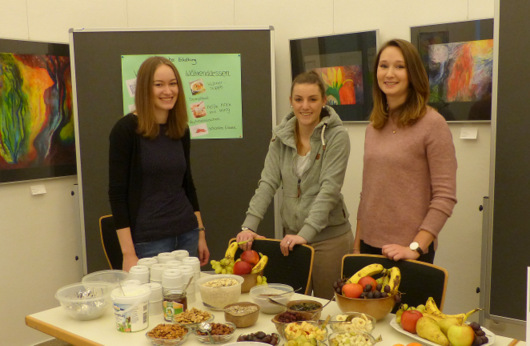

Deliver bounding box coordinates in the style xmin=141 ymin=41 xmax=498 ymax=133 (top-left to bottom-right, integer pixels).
xmin=329 ymin=312 xmax=376 ymax=334
xmin=196 ymin=274 xmax=244 ymax=310
xmin=249 ymin=283 xmax=294 ymax=314
xmin=271 ymin=310 xmax=316 ymax=338
xmin=54 ymin=282 xmax=112 ymax=320
xmin=194 ymin=321 xmax=237 ymax=344
xmin=283 ymin=321 xmax=328 ymax=345
xmin=172 ymin=307 xmax=214 ymax=330
xmin=146 ymin=323 xmax=189 ymax=346
xmin=328 ymin=331 xmax=378 ymax=346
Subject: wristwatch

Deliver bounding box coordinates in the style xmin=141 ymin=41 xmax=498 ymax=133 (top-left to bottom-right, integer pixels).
xmin=409 ymin=242 xmax=424 ymax=255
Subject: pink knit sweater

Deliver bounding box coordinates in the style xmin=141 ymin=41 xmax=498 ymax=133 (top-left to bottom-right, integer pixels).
xmin=357 ymin=108 xmax=457 ymax=248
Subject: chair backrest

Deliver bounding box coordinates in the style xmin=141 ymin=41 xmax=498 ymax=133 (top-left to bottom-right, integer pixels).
xmin=231 ymin=238 xmax=315 ymax=295
xmin=99 ymin=215 xmax=122 ymax=270
xmin=341 ymin=254 xmax=448 ymax=312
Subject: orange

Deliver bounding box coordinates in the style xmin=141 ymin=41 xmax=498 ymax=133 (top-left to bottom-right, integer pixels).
xmin=341 ymin=283 xmax=363 ymax=298
xmin=407 ymin=343 xmax=423 ymax=346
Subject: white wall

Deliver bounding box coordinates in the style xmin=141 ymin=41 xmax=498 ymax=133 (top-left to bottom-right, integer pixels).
xmin=0 ymin=0 xmax=502 ymax=345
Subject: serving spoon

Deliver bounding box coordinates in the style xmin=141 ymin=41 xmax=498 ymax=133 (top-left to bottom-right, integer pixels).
xmin=198 ymin=322 xmax=215 ymax=343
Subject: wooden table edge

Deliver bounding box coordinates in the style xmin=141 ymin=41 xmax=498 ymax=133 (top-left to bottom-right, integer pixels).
xmin=25 ymin=315 xmax=103 ymax=346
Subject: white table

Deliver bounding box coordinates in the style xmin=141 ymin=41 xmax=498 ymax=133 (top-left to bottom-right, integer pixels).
xmin=26 ymin=292 xmax=522 ymax=346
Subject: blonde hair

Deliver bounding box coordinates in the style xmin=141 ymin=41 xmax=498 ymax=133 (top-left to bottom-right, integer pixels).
xmin=370 ymin=39 xmax=430 ymax=129
xmin=135 ymin=56 xmax=188 ymax=139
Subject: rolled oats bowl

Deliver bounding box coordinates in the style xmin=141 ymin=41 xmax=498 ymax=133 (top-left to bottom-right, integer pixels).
xmin=196 ymin=274 xmax=244 ymax=310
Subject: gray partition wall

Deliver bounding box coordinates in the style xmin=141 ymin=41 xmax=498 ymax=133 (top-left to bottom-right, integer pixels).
xmin=70 ymin=28 xmax=275 ymax=273
xmin=490 ymin=1 xmax=530 ymax=321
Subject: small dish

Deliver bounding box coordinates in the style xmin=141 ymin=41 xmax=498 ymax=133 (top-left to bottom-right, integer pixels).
xmin=328 ymin=331 xmax=378 ymax=346
xmin=249 ymin=283 xmax=294 ymax=314
xmin=287 ymin=299 xmax=324 ymax=320
xmin=223 ymin=302 xmax=260 ymax=328
xmin=172 ymin=308 xmax=214 ymax=330
xmin=146 ymin=323 xmax=189 ymax=346
xmin=271 ymin=310 xmax=315 ymax=338
xmin=283 ymin=321 xmax=328 ymax=344
xmin=329 ymin=312 xmax=376 ymax=334
xmin=194 ymin=321 xmax=236 ymax=344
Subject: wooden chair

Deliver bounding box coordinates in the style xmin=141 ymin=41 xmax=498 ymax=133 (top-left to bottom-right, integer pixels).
xmin=99 ymin=215 xmax=122 ymax=270
xmin=230 ymin=238 xmax=315 ymax=295
xmin=341 ymin=254 xmax=448 ymax=312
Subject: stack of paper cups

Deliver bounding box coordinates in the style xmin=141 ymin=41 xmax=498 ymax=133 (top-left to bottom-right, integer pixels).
xmin=144 ymin=282 xmax=163 ymax=316
xmin=165 ymin=260 xmax=183 ymax=270
xmin=137 ymin=257 xmax=158 ymax=268
xmin=182 ymin=256 xmax=201 ymax=283
xmin=179 ymin=265 xmax=196 ymax=303
xmin=128 ymin=265 xmax=150 ymax=284
xmin=171 ymin=249 xmax=189 ymax=261
xmin=157 ymin=252 xmax=176 ymax=264
xmin=150 ymin=263 xmax=166 ymax=283
xmin=162 ymin=268 xmax=183 ymax=290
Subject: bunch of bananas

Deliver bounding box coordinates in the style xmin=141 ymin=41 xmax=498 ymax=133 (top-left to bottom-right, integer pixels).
xmin=211 ymin=241 xmax=269 ymax=285
xmin=347 ymin=263 xmax=401 ymax=295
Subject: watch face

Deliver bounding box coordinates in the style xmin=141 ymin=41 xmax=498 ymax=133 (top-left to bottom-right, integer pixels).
xmin=410 ymin=242 xmax=419 ymax=250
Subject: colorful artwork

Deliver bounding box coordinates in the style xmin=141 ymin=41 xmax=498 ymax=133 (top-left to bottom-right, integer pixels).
xmin=428 ymin=39 xmax=493 ymax=103
xmin=314 ymin=65 xmax=363 ymax=106
xmin=0 ymin=53 xmax=75 ymax=182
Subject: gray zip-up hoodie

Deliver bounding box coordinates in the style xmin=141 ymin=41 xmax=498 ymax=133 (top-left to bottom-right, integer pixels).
xmin=243 ymin=106 xmax=351 ymax=243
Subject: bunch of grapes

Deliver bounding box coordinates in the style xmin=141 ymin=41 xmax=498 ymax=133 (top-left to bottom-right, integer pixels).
xmin=360 ymin=283 xmax=389 ymax=299
xmin=210 ymin=258 xmax=235 ymax=274
xmin=469 ymin=321 xmax=489 ymax=345
xmin=333 ymin=278 xmax=347 ymax=294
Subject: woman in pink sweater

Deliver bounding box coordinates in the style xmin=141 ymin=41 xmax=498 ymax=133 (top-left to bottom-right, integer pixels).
xmin=355 ymin=39 xmax=457 ymax=263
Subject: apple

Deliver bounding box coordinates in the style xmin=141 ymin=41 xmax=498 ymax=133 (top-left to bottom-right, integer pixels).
xmin=447 ymin=324 xmax=475 ymax=346
xmin=240 ymin=250 xmax=260 ymax=265
xmin=233 ymin=260 xmax=252 ymax=275
xmin=358 ymin=276 xmax=378 ymax=292
xmin=400 ymin=310 xmax=423 ymax=334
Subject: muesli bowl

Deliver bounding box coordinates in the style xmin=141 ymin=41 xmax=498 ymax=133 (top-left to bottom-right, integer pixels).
xmin=197 ymin=274 xmax=244 ymax=310
xmin=146 ymin=323 xmax=189 ymax=346
xmin=223 ymin=302 xmax=260 ymax=328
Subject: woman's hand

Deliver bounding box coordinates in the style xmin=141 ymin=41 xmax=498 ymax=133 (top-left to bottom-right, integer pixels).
xmin=381 ymin=244 xmax=419 ymax=261
xmin=236 ymin=229 xmax=265 ymax=251
xmin=122 ymin=253 xmax=138 ymax=272
xmin=198 ymin=232 xmax=210 ymax=266
xmin=280 ymin=235 xmax=307 ymax=256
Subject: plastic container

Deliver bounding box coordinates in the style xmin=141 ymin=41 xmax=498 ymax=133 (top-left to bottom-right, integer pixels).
xmin=162 ymin=269 xmax=183 ymax=289
xmin=196 ymin=274 xmax=244 ymax=309
xmin=137 ymin=257 xmax=158 ymax=268
xmin=82 ymin=270 xmax=129 ymax=290
xmin=171 ymin=249 xmax=189 ymax=261
xmin=129 ymin=265 xmax=150 ymax=284
xmin=111 ymin=284 xmax=151 ymax=332
xmin=157 ymin=252 xmax=176 ymax=263
xmin=249 ymin=283 xmax=294 ymax=314
xmin=55 ymin=282 xmax=112 ymax=320
xmin=165 ymin=260 xmax=183 ymax=270
xmin=150 ymin=263 xmax=166 ymax=283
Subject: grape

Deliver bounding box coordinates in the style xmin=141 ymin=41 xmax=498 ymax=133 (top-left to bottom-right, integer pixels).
xmin=384 ymin=285 xmax=391 ymax=293
xmin=376 ymin=283 xmax=382 ymax=291
xmin=365 ymin=284 xmax=372 ymax=292
xmin=469 ymin=321 xmax=480 ymax=330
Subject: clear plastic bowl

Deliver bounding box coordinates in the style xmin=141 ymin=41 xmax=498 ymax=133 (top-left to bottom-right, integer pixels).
xmin=328 ymin=330 xmax=378 ymax=346
xmin=55 ymin=282 xmax=112 ymax=320
xmin=81 ymin=269 xmax=129 ymax=290
xmin=194 ymin=321 xmax=236 ymax=344
xmin=249 ymin=283 xmax=294 ymax=314
xmin=329 ymin=312 xmax=376 ymax=334
xmin=196 ymin=274 xmax=244 ymax=310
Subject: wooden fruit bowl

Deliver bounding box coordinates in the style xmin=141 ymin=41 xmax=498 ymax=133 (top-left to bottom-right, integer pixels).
xmin=334 ymin=292 xmax=395 ymax=321
xmin=239 ymin=272 xmax=262 ymax=293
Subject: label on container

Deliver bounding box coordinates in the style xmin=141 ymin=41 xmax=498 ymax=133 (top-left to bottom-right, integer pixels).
xmin=163 ymin=301 xmax=184 ymax=322
xmin=113 ymin=301 xmax=149 ymax=332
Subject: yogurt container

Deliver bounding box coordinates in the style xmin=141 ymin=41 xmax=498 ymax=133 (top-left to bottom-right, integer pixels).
xmin=111 ymin=285 xmax=151 ymax=332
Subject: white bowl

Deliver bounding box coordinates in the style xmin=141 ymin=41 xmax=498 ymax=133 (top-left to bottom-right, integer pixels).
xmin=249 ymin=283 xmax=294 ymax=314
xmin=55 ymin=282 xmax=112 ymax=320
xmin=196 ymin=274 xmax=244 ymax=309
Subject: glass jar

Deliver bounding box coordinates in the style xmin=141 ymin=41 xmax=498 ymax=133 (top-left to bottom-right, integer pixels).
xmin=162 ymin=289 xmax=187 ymax=322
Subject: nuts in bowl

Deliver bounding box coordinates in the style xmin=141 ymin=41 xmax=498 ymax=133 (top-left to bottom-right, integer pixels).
xmin=172 ymin=307 xmax=213 ymax=330
xmin=194 ymin=321 xmax=236 ymax=344
xmin=197 ymin=274 xmax=244 ymax=310
xmin=146 ymin=324 xmax=189 ymax=346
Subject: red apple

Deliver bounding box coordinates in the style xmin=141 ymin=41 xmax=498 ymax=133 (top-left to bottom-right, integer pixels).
xmin=400 ymin=310 xmax=423 ymax=334
xmin=358 ymin=276 xmax=378 ymax=292
xmin=233 ymin=260 xmax=252 ymax=275
xmin=240 ymin=250 xmax=260 ymax=265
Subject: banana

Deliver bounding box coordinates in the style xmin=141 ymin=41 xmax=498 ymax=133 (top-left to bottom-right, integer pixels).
xmin=224 ymin=241 xmax=239 ymax=260
xmin=424 ymin=297 xmax=481 ymax=322
xmin=387 ymin=266 xmax=401 ymax=294
xmin=251 ymin=253 xmax=268 ymax=274
xmin=347 ymin=263 xmax=385 ymax=283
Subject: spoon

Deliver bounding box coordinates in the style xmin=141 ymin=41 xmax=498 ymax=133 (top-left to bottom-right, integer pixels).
xmin=183 ymin=276 xmax=193 ymax=293
xmin=202 ymin=301 xmax=228 ymax=311
xmin=198 ymin=322 xmax=215 ymax=343
xmin=258 ymin=287 xmax=303 ymax=297
xmin=267 ymin=297 xmax=288 ymax=307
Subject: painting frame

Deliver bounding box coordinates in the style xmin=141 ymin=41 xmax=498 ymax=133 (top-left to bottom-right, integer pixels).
xmin=290 ymin=30 xmax=378 ymax=122
xmin=0 ymin=38 xmax=76 ymax=183
xmin=411 ymin=19 xmax=494 ymax=122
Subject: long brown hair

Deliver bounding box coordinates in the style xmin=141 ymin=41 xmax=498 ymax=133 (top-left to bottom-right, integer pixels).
xmin=135 ymin=56 xmax=188 ymax=139
xmin=370 ymin=39 xmax=430 ymax=129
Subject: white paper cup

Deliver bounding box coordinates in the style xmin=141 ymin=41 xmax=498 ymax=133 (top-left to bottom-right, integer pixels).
xmin=144 ymin=282 xmax=163 ymax=301
xmin=111 ymin=285 xmax=151 ymax=332
xmin=150 ymin=263 xmax=166 ymax=282
xmin=128 ymin=265 xmax=149 ymax=284
xmin=171 ymin=250 xmax=189 ymax=261
xmin=162 ymin=268 xmax=183 ymax=289
xmin=137 ymin=257 xmax=158 ymax=268
xmin=149 ymin=299 xmax=163 ymax=316
xmin=165 ymin=260 xmax=183 ymax=270
xmin=157 ymin=252 xmax=175 ymax=264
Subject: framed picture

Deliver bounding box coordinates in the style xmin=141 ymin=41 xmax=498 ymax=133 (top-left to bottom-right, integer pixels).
xmin=0 ymin=38 xmax=76 ymax=183
xmin=290 ymin=31 xmax=377 ymax=122
xmin=411 ymin=19 xmax=494 ymax=121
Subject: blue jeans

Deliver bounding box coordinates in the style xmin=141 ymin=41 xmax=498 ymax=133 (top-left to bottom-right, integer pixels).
xmin=134 ymin=228 xmax=199 ymax=259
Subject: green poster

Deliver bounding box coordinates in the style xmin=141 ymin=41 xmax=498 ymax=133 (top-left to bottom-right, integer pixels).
xmin=121 ymin=54 xmax=242 ymax=139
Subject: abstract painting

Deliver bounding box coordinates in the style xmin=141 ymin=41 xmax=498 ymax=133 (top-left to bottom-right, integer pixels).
xmin=411 ymin=19 xmax=494 ymax=121
xmin=0 ymin=48 xmax=76 ymax=183
xmin=290 ymin=31 xmax=377 ymax=121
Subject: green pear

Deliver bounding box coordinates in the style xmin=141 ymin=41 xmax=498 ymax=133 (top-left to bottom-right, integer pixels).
xmin=416 ymin=316 xmax=450 ymax=346
xmin=447 ymin=324 xmax=475 ymax=346
xmin=437 ymin=317 xmax=461 ymax=335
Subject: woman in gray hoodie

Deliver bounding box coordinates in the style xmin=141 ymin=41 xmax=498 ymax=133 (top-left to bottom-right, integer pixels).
xmin=236 ymin=71 xmax=353 ymax=298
